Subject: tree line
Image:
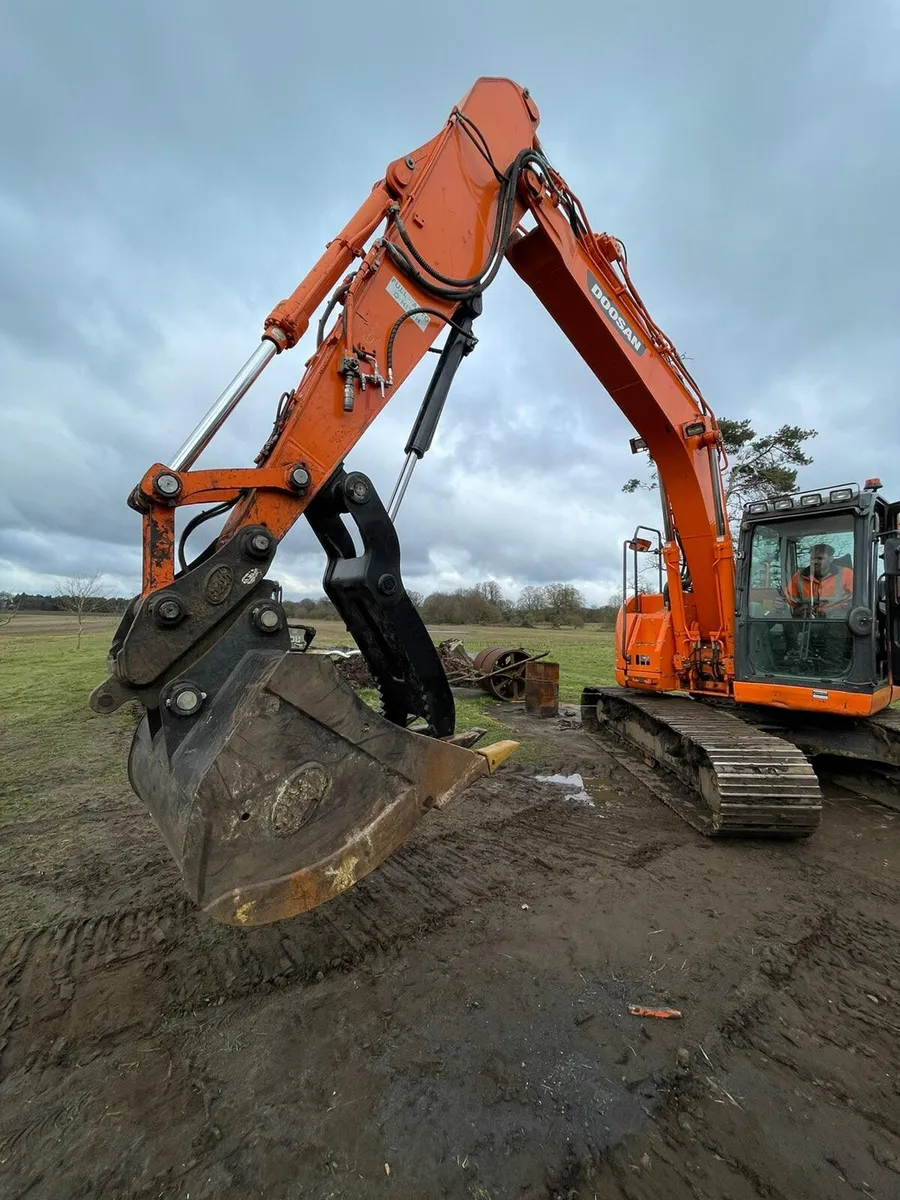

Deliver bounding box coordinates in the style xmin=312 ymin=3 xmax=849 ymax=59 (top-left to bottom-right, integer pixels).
xmin=259 ymin=582 xmax=617 ymax=628
xmin=416 ymin=581 xmax=602 ymax=627
xmin=3 ymin=581 xmax=623 ymax=629
xmin=1 ymin=590 xmax=130 ymax=614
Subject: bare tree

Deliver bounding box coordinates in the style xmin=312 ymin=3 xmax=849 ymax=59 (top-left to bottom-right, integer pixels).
xmin=0 ymin=592 xmax=18 ymax=628
xmin=516 ymin=585 xmax=548 ymax=626
xmin=543 ymin=583 xmax=586 ymax=628
xmin=56 ymin=571 xmax=105 ymax=649
xmin=610 ymin=575 xmax=658 ymax=608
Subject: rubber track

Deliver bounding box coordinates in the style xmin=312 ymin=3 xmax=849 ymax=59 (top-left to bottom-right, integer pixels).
xmin=0 ymin=796 xmax=638 ymax=1069
xmin=583 ymin=689 xmax=822 ymax=838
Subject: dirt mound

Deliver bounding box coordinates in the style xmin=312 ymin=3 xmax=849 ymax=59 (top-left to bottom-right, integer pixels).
xmin=309 ymin=647 xmax=374 ymax=689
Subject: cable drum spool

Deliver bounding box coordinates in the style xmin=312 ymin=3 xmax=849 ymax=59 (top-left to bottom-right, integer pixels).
xmin=473 ymin=647 xmax=531 ymax=702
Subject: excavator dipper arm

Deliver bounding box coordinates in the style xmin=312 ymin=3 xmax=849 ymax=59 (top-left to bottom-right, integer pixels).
xmin=91 ymin=77 xmax=734 ymax=925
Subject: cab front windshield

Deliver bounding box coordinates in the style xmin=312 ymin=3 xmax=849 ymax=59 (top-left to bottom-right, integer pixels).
xmin=746 ymin=514 xmax=856 ymax=680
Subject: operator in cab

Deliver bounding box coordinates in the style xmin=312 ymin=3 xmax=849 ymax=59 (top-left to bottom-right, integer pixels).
xmin=785 ymin=542 xmax=853 ymax=618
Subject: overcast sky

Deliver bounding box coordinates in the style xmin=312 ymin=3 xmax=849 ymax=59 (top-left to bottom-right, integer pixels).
xmin=1 ymin=0 xmax=898 ymax=605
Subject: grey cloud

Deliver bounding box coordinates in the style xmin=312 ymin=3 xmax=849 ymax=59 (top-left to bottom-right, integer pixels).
xmin=1 ymin=0 xmax=898 ymax=607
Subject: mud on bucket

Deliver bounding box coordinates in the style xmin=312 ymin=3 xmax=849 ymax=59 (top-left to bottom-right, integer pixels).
xmin=128 ymin=650 xmax=510 ymax=926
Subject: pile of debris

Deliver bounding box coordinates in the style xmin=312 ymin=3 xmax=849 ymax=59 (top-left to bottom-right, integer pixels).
xmin=287 ymin=624 xmax=547 ymax=703
xmin=328 ymin=650 xmax=374 ymax=690
xmin=437 ymin=638 xmax=549 ymax=702
xmin=288 ymin=624 xmax=374 ymax=689
xmin=436 ymin=638 xmax=481 ymax=686
xmin=311 ymin=646 xmax=374 ymax=690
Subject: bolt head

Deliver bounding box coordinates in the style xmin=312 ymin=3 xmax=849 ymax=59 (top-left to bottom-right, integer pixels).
xmin=378 ymin=573 xmax=398 ymax=596
xmin=290 ymin=465 xmax=311 ymax=490
xmin=250 ymin=533 xmax=271 ymax=554
xmin=172 ymin=687 xmax=202 ymax=715
xmin=158 ymin=599 xmax=182 ymax=622
xmin=404 ymin=156 xmax=415 ymax=169
xmin=348 ymin=478 xmax=370 ymax=504
xmin=252 ymin=605 xmax=282 ymax=633
xmin=154 ymin=472 xmax=181 ymax=497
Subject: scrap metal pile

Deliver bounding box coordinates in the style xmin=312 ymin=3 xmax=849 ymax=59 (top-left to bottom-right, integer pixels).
xmin=436 ymin=639 xmax=548 ymax=702
xmin=289 ymin=624 xmax=546 ymax=702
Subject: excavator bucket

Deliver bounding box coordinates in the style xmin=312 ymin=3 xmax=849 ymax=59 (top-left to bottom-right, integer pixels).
xmin=128 ymin=649 xmax=515 ymax=926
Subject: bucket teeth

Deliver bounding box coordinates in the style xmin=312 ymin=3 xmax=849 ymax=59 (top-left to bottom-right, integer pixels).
xmin=476 ymin=740 xmax=520 ymax=774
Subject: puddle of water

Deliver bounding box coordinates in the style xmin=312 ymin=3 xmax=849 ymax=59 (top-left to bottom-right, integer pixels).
xmin=536 ymin=773 xmax=584 ymax=788
xmin=585 ymin=787 xmax=621 ymax=808
xmin=536 ymin=772 xmax=597 ymax=808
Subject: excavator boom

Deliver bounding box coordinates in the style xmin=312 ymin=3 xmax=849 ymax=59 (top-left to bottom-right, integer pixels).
xmin=91 ymin=77 xmax=793 ymax=926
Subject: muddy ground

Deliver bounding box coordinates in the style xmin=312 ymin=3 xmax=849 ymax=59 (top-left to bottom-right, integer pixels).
xmin=2 ymin=703 xmax=899 ymax=1199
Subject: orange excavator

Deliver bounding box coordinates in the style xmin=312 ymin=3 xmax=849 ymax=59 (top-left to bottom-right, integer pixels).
xmin=91 ymin=77 xmax=900 ymax=927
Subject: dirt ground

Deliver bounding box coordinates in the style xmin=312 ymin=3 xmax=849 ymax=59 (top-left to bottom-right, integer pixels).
xmin=2 ymin=698 xmax=900 ymax=1199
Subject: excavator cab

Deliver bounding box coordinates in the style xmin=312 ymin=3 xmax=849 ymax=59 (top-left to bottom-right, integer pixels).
xmin=733 ymin=480 xmax=900 ymax=715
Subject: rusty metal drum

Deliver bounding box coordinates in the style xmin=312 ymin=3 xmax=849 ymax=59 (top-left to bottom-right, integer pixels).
xmin=525 ymin=659 xmax=559 ymax=718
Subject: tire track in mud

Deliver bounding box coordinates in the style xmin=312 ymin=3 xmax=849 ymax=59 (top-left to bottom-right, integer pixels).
xmin=0 ymin=794 xmax=638 ymax=1070
xmin=735 ymin=907 xmax=900 ymax=1142
xmin=581 ymin=903 xmax=900 ymax=1200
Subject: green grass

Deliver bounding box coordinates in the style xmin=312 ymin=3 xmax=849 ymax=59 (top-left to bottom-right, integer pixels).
xmin=453 ymin=694 xmax=544 ymax=764
xmin=0 ymin=632 xmax=134 ymax=822
xmin=0 ymin=622 xmax=616 ymax=825
xmin=356 ymin=686 xmax=544 ymax=762
xmin=0 ymin=630 xmax=118 ymax=730
xmin=0 ymin=631 xmax=138 ymax=932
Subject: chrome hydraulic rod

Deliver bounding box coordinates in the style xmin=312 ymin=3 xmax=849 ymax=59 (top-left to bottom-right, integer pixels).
xmin=170 ymin=340 xmax=278 ymax=471
xmin=388 ymin=452 xmax=418 ymax=521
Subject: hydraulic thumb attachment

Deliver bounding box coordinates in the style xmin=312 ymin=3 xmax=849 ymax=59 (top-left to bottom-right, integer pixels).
xmin=129 ymin=631 xmax=516 ymax=927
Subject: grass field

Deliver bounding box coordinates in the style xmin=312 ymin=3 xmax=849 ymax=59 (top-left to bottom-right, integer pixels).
xmin=0 ymin=613 xmax=616 ymax=696
xmin=0 ymin=626 xmax=135 ymax=826
xmin=0 ymin=614 xmax=617 ymax=820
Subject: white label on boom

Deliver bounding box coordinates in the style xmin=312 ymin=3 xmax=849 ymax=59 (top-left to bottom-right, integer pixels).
xmin=386 ymin=277 xmax=430 ymax=331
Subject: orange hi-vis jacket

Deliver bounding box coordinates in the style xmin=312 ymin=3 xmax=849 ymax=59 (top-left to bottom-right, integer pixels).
xmin=786 ymin=566 xmax=854 ymax=613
